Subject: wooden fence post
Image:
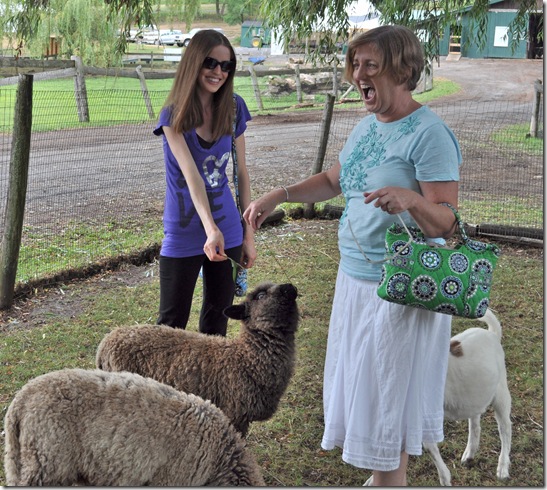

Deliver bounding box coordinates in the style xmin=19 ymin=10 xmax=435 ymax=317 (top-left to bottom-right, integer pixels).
xmin=303 ymin=93 xmax=335 ymax=219
xmin=0 ymin=74 xmax=33 ymax=309
xmin=71 ymin=55 xmax=89 ymax=123
xmin=248 ymin=65 xmax=264 ymax=111
xmin=341 ymin=84 xmax=355 ymax=99
xmin=332 ymin=65 xmax=339 ymax=99
xmin=294 ymin=64 xmax=303 ymax=104
xmin=136 ymin=65 xmax=155 ymax=119
xmin=529 ymin=79 xmax=543 ymax=138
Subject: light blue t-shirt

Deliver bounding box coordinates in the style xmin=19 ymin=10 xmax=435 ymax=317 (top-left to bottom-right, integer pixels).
xmin=338 ymin=106 xmax=462 ymax=281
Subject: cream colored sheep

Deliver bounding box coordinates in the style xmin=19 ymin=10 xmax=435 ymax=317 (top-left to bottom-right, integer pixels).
xmin=96 ymin=282 xmax=299 ymax=435
xmin=4 ymin=368 xmax=264 ymax=486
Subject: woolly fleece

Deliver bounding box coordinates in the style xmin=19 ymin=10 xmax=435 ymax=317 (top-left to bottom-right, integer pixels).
xmin=96 ymin=282 xmax=299 ymax=435
xmin=4 ymin=368 xmax=264 ymax=486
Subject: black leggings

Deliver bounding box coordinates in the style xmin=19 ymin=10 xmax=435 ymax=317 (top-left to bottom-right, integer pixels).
xmin=157 ymin=245 xmax=243 ymax=336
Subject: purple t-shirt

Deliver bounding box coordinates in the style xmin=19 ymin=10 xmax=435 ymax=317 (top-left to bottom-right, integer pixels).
xmin=153 ymin=94 xmax=252 ymax=257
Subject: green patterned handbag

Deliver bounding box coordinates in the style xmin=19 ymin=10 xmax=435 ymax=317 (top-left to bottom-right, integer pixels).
xmin=376 ymin=205 xmax=501 ymax=318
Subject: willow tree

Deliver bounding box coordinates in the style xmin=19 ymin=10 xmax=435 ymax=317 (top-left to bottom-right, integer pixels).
xmin=17 ymin=0 xmax=123 ymax=66
xmin=223 ymin=0 xmax=262 ymax=25
xmin=1 ymin=0 xmax=200 ymax=65
xmin=258 ymin=0 xmax=542 ymax=65
xmin=2 ymin=0 xmax=541 ymax=64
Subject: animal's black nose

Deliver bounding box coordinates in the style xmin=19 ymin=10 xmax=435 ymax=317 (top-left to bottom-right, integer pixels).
xmin=279 ymin=283 xmax=298 ymax=300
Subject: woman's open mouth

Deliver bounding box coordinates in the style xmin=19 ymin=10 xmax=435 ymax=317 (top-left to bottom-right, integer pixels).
xmin=362 ymin=84 xmax=375 ymax=101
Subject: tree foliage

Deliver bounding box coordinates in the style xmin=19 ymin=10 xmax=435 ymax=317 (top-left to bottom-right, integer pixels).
xmin=0 ymin=0 xmax=542 ymax=65
xmin=223 ymin=0 xmax=262 ymax=25
xmin=259 ymin=0 xmax=542 ymax=65
xmin=1 ymin=0 xmax=121 ymax=63
xmin=0 ymin=0 xmax=200 ymax=64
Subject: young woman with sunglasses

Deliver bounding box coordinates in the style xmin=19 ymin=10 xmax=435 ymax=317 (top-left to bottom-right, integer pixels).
xmin=153 ymin=29 xmax=255 ymax=335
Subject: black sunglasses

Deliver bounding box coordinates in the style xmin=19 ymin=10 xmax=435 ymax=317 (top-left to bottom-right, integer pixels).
xmin=202 ymin=56 xmax=236 ymax=73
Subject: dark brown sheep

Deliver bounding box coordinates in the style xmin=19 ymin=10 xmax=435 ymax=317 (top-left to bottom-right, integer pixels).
xmin=4 ymin=368 xmax=264 ymax=486
xmin=96 ymin=282 xmax=299 ymax=435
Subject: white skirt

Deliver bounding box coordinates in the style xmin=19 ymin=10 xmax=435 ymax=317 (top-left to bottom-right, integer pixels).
xmin=321 ymin=268 xmax=452 ymax=471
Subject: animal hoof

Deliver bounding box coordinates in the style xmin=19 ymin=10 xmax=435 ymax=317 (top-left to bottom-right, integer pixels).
xmin=497 ymin=467 xmax=510 ymax=480
xmin=461 ymin=456 xmax=474 ymax=468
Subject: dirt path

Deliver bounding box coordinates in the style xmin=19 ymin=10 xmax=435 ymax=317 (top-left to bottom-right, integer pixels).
xmin=4 ymin=56 xmax=542 ymax=226
xmin=432 ymin=57 xmax=542 ymax=103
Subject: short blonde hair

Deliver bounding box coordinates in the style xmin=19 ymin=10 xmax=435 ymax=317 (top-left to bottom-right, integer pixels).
xmin=344 ymin=25 xmax=425 ymax=91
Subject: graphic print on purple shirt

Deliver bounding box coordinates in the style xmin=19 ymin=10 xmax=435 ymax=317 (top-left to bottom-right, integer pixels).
xmin=176 ymin=177 xmax=225 ymax=228
xmin=153 ymin=94 xmax=252 ymax=258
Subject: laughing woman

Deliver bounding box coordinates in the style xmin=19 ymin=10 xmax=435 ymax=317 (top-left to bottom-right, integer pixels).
xmin=244 ymin=25 xmax=462 ymax=485
xmin=153 ymin=29 xmax=255 ymax=336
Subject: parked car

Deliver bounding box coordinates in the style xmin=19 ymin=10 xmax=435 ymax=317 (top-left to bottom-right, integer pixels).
xmin=179 ymin=27 xmax=225 ymax=47
xmin=141 ymin=26 xmax=161 ymax=44
xmin=159 ymin=30 xmax=183 ymax=46
xmin=126 ymin=25 xmax=158 ymax=43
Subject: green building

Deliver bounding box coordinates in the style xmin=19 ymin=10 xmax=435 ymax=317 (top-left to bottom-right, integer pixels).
xmin=439 ymin=0 xmax=543 ymax=59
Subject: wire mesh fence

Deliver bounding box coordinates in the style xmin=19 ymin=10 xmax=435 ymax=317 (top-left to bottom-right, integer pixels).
xmin=0 ymin=77 xmax=543 ymax=293
xmin=321 ymin=100 xmax=544 ymax=234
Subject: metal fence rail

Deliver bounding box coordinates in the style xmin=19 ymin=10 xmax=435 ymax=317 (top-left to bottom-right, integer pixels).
xmin=0 ymin=85 xmax=543 ymax=292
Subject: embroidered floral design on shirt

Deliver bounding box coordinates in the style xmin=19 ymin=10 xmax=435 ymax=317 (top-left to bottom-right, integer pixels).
xmin=339 ymin=116 xmax=422 ymax=226
xmin=340 ymin=116 xmax=422 ymax=194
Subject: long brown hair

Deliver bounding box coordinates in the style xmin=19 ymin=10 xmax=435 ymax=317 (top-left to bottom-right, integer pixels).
xmin=344 ymin=25 xmax=424 ymax=91
xmin=164 ymin=29 xmax=236 ymax=140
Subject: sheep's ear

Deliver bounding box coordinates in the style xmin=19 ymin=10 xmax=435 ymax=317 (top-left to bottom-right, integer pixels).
xmin=223 ymin=304 xmax=247 ymax=320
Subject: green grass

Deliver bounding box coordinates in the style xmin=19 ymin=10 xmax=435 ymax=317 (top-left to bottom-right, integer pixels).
xmin=491 ymin=123 xmax=543 ymax=156
xmin=0 ymin=75 xmax=461 ymax=131
xmin=18 ymin=219 xmax=163 ymax=283
xmin=418 ymin=77 xmax=460 ymax=103
xmin=460 ymin=196 xmax=542 ymax=228
xmin=0 ymin=218 xmax=543 ymax=486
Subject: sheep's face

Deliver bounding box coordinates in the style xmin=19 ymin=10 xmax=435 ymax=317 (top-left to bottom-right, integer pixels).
xmin=224 ymin=282 xmax=299 ymax=334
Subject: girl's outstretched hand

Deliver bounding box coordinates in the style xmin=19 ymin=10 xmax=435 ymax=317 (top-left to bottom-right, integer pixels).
xmin=203 ymin=228 xmax=227 ymax=262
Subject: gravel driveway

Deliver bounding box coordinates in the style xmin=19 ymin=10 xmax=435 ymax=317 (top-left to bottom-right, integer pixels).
xmin=3 ymin=56 xmax=541 ymax=230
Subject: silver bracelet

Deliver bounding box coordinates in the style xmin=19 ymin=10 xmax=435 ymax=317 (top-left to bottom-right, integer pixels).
xmin=280 ymin=185 xmax=290 ymax=202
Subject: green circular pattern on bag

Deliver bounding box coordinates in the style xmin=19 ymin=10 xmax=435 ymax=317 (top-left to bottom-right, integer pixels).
xmin=386 ymin=272 xmax=411 ymax=300
xmin=419 ymin=249 xmax=442 ymax=270
xmin=449 ymin=253 xmax=469 ymax=273
xmin=377 ymin=220 xmax=501 ymax=319
xmin=411 ymin=275 xmax=438 ymax=301
xmin=441 ymin=276 xmax=463 ymax=298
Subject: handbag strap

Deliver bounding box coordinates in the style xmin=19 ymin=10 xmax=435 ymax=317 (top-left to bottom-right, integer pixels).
xmin=231 ymin=94 xmax=241 ymax=216
xmin=440 ymin=202 xmax=469 ymax=242
xmin=348 ymin=217 xmax=412 ymax=264
xmin=348 ymin=202 xmax=462 ymax=264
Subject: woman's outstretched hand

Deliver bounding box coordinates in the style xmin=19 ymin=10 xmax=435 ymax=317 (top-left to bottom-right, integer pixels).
xmin=243 ymin=192 xmax=279 ymax=232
